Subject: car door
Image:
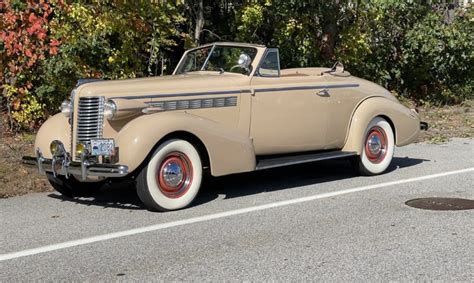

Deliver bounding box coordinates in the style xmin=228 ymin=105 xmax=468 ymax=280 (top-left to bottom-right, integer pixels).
xmin=249 ymin=49 xmax=328 ymax=155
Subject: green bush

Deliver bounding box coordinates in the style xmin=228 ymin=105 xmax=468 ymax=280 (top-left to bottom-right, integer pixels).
xmin=1 ymin=1 xmax=472 ymax=131
xmin=402 ymin=8 xmax=473 ymax=104
xmin=1 ymin=1 xmax=185 ymax=130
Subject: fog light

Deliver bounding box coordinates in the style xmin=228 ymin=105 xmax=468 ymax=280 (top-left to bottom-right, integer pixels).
xmin=76 ymin=143 xmax=86 ymax=156
xmin=50 ymin=143 xmax=58 ymax=155
xmin=50 ymin=140 xmax=65 ymax=156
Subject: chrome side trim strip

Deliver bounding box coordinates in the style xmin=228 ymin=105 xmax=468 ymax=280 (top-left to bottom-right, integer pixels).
xmin=255 ymin=84 xmax=360 ymax=93
xmin=111 ymin=89 xmax=245 ymax=100
xmin=144 ymin=96 xmax=238 ymax=113
xmin=110 ymin=84 xmax=359 ymax=101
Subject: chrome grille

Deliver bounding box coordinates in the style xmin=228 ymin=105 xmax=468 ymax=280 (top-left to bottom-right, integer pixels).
xmin=75 ymin=96 xmax=104 ymax=158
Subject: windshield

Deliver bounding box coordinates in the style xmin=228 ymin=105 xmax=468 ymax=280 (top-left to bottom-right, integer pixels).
xmin=175 ymin=45 xmax=258 ymax=75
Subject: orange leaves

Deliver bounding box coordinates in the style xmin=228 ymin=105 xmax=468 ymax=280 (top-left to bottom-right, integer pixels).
xmin=12 ymin=98 xmax=22 ymax=111
xmin=1 ymin=0 xmax=63 ymax=129
xmin=50 ymin=39 xmax=60 ymax=47
xmin=28 ymin=12 xmax=37 ymax=24
xmin=49 ymin=39 xmax=60 ymax=55
xmin=24 ymin=49 xmax=33 ymax=58
xmin=1 ymin=1 xmax=60 ymax=74
xmin=49 ymin=47 xmax=58 ymax=55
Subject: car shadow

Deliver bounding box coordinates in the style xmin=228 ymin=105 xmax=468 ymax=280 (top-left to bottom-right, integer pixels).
xmin=196 ymin=156 xmax=429 ymax=203
xmin=47 ymin=180 xmax=143 ymax=210
xmin=47 ymin=156 xmax=428 ymax=211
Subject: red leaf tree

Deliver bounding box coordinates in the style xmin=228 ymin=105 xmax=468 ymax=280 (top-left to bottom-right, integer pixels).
xmin=0 ymin=0 xmax=64 ymax=130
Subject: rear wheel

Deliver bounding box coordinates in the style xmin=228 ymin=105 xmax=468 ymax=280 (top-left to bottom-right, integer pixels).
xmin=354 ymin=117 xmax=395 ymax=175
xmin=47 ymin=173 xmax=104 ymax=197
xmin=136 ymin=139 xmax=203 ymax=212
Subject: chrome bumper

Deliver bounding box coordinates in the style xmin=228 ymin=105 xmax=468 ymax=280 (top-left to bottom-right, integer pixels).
xmin=22 ymin=148 xmax=128 ymax=180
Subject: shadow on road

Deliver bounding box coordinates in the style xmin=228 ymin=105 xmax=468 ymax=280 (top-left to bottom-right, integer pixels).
xmin=47 ymin=156 xmax=428 ymax=211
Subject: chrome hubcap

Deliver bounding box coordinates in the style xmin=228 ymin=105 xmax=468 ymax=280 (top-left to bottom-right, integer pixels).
xmin=367 ymin=135 xmax=382 ymax=155
xmin=162 ymin=162 xmax=184 ymax=188
xmin=156 ymin=152 xmax=193 ymax=199
xmin=364 ymin=126 xmax=388 ymax=164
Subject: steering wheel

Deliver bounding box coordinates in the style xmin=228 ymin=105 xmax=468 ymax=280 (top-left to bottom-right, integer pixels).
xmin=229 ymin=65 xmax=244 ymax=72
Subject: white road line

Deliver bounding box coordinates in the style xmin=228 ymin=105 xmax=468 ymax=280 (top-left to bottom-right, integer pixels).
xmin=1 ymin=167 xmax=473 ymax=262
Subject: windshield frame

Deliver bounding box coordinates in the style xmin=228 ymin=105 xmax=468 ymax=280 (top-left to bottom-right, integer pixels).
xmin=174 ymin=43 xmax=259 ymax=76
xmin=200 ymin=44 xmax=217 ymax=71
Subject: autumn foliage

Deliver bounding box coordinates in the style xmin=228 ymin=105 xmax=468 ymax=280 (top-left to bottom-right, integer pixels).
xmin=0 ymin=1 xmax=472 ymax=131
xmin=1 ymin=0 xmax=64 ymax=129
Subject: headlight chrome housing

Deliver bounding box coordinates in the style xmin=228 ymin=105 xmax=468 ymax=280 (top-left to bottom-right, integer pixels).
xmin=104 ymin=100 xmax=117 ymax=120
xmin=50 ymin=140 xmax=66 ymax=156
xmin=60 ymin=100 xmax=72 ymax=117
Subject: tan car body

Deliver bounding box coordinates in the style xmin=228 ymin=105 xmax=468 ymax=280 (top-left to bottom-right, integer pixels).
xmin=33 ymin=42 xmax=421 ymax=179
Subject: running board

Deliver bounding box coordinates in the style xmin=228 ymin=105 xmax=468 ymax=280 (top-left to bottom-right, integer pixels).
xmin=256 ymin=151 xmax=357 ymax=170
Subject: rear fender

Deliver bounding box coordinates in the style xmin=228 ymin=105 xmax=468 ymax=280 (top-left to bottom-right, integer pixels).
xmin=116 ymin=112 xmax=256 ymax=176
xmin=342 ymin=97 xmax=420 ymax=154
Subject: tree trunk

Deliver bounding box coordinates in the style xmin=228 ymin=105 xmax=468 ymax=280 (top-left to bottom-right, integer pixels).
xmin=194 ymin=0 xmax=204 ymax=45
xmin=321 ymin=22 xmax=337 ymax=60
xmin=321 ymin=0 xmax=340 ymax=60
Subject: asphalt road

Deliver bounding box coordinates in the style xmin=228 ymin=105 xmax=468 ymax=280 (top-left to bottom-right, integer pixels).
xmin=1 ymin=138 xmax=473 ymax=281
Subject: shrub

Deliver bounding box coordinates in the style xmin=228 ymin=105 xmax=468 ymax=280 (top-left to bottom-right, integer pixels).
xmin=0 ymin=0 xmax=63 ymax=130
xmin=402 ymin=7 xmax=474 ymax=104
xmin=1 ymin=0 xmax=185 ymax=131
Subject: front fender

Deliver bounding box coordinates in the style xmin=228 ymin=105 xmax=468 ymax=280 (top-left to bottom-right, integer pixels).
xmin=116 ymin=112 xmax=256 ymax=176
xmin=342 ymin=97 xmax=420 ymax=154
xmin=34 ymin=113 xmax=71 ymax=159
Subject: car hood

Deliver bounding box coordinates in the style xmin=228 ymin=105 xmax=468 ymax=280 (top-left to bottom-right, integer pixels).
xmin=76 ymin=72 xmax=249 ymax=99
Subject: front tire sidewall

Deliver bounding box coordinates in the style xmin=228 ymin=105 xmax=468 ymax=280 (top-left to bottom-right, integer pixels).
xmin=359 ymin=117 xmax=394 ymax=175
xmin=138 ymin=140 xmax=202 ymax=211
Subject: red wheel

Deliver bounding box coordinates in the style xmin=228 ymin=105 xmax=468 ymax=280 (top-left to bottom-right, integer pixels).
xmin=355 ymin=117 xmax=395 ymax=175
xmin=136 ymin=139 xmax=203 ymax=212
xmin=364 ymin=126 xmax=388 ymax=164
xmin=156 ymin=152 xmax=193 ymax=198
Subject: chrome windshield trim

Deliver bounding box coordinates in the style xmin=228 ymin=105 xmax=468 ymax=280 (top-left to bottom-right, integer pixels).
xmin=200 ymin=43 xmax=217 ymax=71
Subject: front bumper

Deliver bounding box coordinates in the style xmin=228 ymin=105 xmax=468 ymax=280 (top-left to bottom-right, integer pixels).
xmin=22 ymin=148 xmax=128 ymax=180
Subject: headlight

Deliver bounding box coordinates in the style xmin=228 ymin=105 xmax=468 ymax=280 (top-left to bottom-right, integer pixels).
xmin=50 ymin=140 xmax=66 ymax=156
xmin=60 ymin=100 xmax=72 ymax=117
xmin=104 ymin=100 xmax=117 ymax=120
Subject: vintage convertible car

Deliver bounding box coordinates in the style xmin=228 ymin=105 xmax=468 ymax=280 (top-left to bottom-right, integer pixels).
xmin=23 ymin=42 xmax=427 ymax=211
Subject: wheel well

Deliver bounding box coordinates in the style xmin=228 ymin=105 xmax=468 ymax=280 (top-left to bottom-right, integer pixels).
xmin=129 ymin=131 xmax=211 ymax=179
xmin=157 ymin=131 xmax=210 ymax=167
xmin=379 ymin=115 xmax=396 ymax=143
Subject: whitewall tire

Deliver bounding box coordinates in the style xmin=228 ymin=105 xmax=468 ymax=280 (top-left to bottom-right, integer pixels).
xmin=137 ymin=139 xmax=203 ymax=211
xmin=355 ymin=117 xmax=395 ymax=175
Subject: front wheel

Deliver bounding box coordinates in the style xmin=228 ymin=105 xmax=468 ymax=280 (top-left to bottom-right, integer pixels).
xmin=136 ymin=139 xmax=203 ymax=212
xmin=354 ymin=117 xmax=395 ymax=176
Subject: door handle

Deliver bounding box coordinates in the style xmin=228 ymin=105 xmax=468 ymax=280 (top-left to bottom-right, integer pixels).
xmin=317 ymin=88 xmax=330 ymax=97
